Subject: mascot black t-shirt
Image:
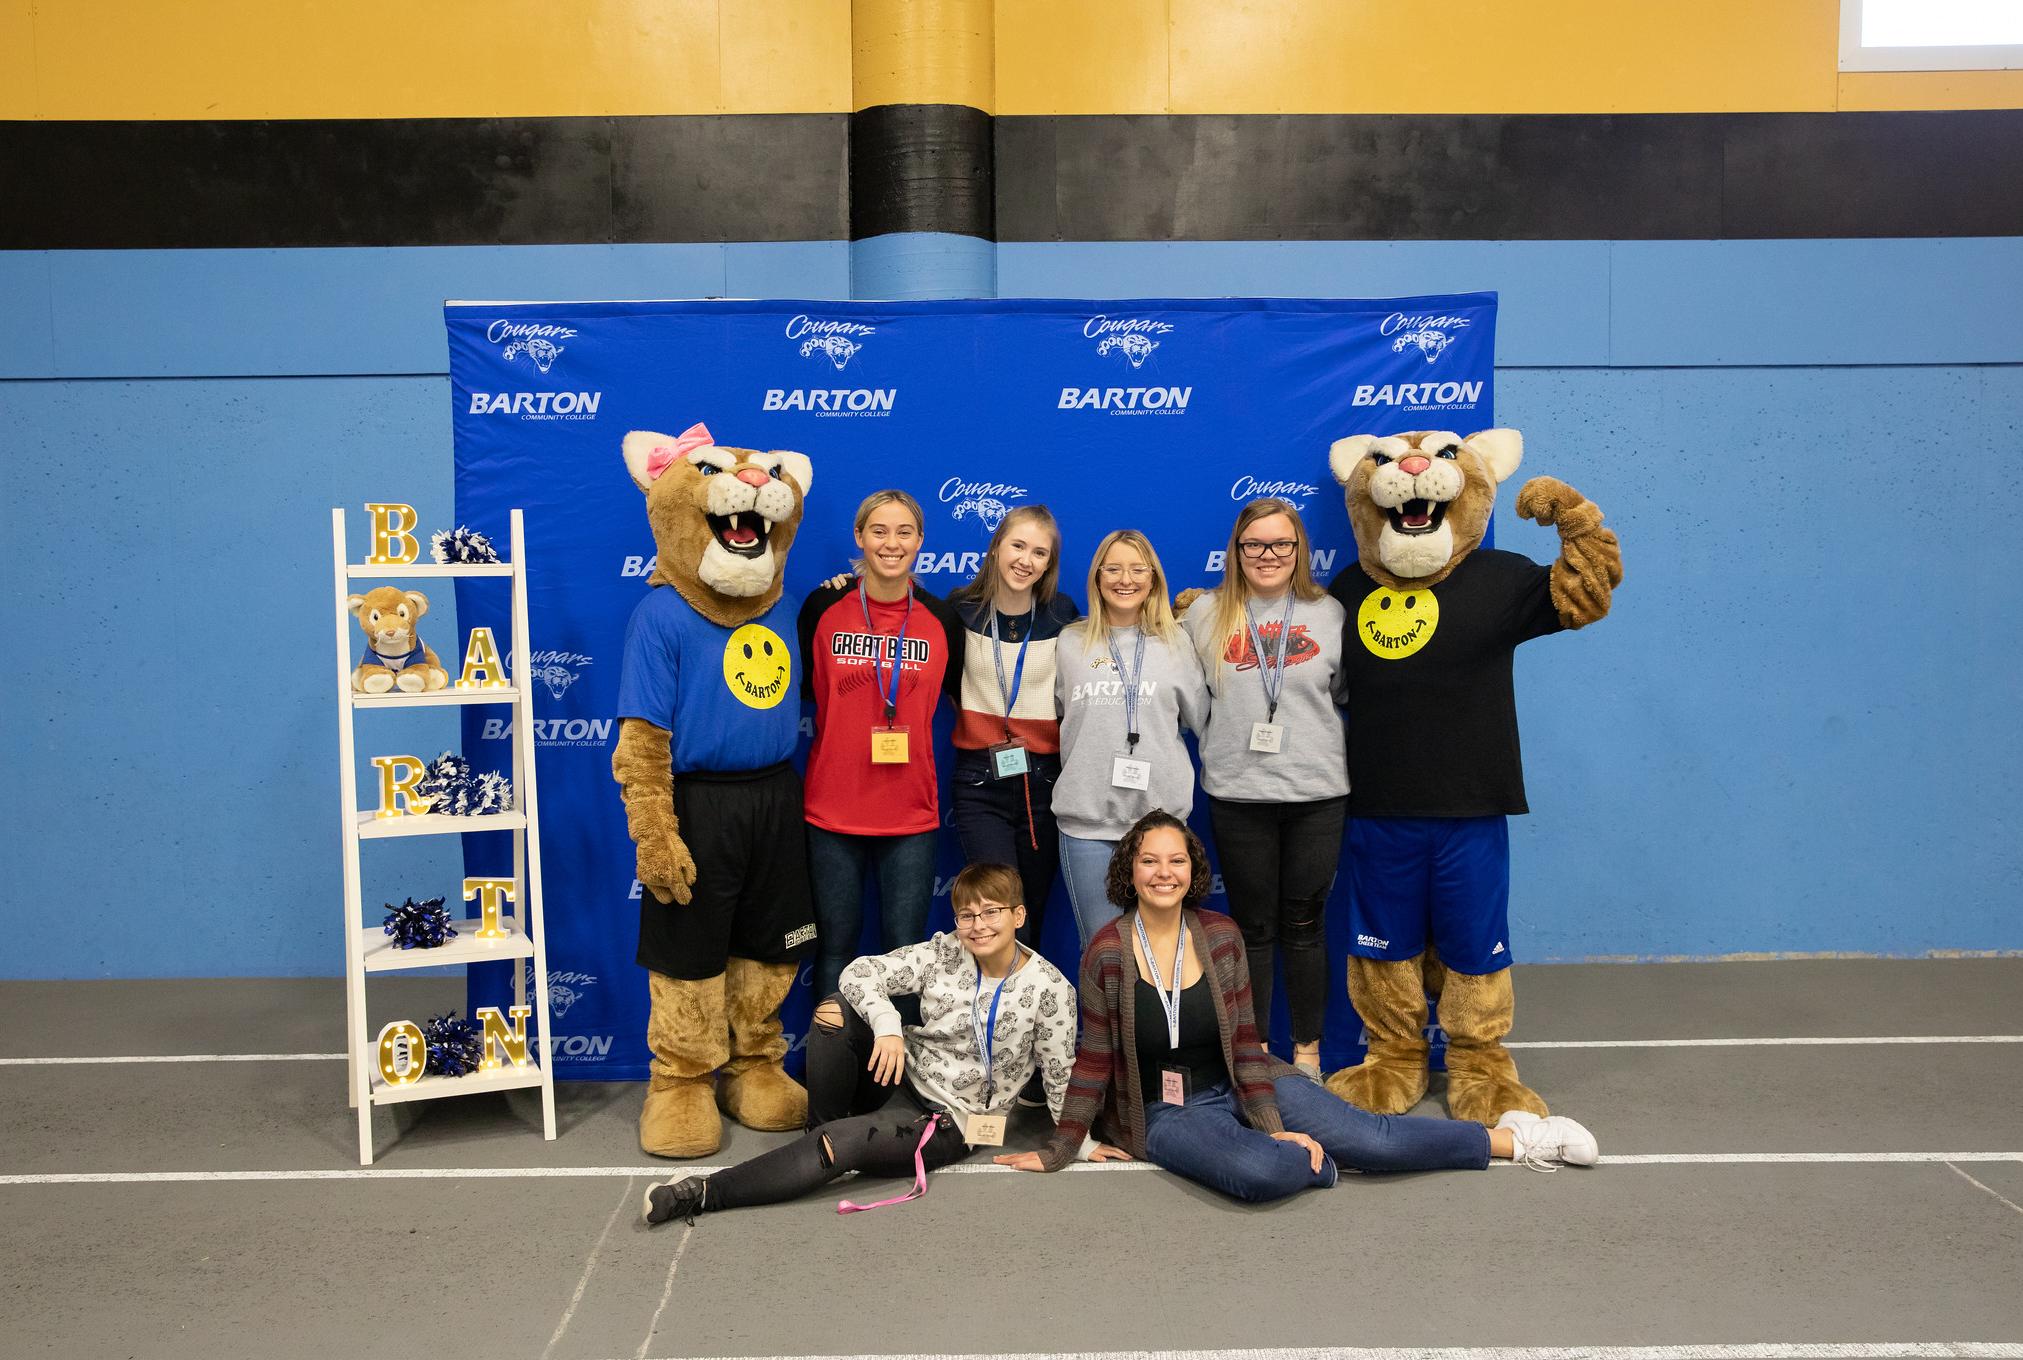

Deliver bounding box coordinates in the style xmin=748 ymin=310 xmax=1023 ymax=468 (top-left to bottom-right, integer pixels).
xmin=1329 ymin=549 xmax=1562 ymax=818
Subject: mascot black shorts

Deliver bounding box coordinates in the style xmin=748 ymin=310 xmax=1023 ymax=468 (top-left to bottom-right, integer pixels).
xmin=637 ymin=761 xmax=817 ymax=980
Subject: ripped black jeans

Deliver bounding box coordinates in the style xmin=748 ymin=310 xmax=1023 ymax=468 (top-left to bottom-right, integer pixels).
xmin=695 ymin=993 xmax=973 ymax=1212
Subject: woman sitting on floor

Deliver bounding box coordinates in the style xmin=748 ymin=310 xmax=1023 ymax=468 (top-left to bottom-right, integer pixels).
xmin=644 ymin=863 xmax=1077 ymax=1223
xmin=995 ymin=811 xmax=1599 ymax=1202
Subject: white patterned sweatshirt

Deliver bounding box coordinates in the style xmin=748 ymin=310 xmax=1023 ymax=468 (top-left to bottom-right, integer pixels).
xmin=839 ymin=932 xmax=1079 ymax=1124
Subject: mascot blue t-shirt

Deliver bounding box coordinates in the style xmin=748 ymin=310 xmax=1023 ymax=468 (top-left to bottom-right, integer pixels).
xmin=616 ymin=586 xmax=801 ymax=774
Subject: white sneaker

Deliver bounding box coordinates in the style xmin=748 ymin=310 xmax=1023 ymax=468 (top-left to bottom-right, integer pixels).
xmin=1496 ymin=1110 xmax=1599 ymax=1171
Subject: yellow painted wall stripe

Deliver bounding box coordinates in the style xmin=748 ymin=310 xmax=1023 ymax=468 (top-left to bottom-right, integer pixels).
xmin=0 ymin=0 xmax=853 ymax=120
xmin=3 ymin=0 xmax=2018 ymax=120
xmin=852 ymin=0 xmax=994 ymax=112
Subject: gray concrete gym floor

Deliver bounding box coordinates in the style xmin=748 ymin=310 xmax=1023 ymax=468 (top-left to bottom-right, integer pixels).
xmin=3 ymin=959 xmax=2020 ymax=1360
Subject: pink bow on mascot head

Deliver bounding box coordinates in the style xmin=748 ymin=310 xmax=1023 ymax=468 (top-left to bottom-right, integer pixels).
xmin=643 ymin=422 xmax=716 ymax=483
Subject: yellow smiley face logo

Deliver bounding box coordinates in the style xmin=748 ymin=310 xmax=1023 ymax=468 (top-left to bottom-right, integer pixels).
xmin=1357 ymin=587 xmax=1440 ymax=660
xmin=723 ymin=624 xmax=791 ymax=709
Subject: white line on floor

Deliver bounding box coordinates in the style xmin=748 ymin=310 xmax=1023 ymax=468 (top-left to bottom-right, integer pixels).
xmin=0 ymin=1053 xmax=346 ymax=1065
xmin=4 ymin=1035 xmax=2020 ymax=1066
xmin=615 ymin=1343 xmax=2023 ymax=1360
xmin=635 ymin=1222 xmax=694 ymax=1360
xmin=1946 ymin=1160 xmax=2023 ymax=1217
xmin=5 ymin=1152 xmax=2023 ymax=1186
xmin=541 ymin=1177 xmax=636 ymax=1360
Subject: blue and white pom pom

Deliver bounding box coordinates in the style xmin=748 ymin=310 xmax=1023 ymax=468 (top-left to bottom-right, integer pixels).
xmin=422 ymin=1013 xmax=484 ymax=1078
xmin=471 ymin=769 xmax=515 ymax=815
xmin=382 ymin=896 xmax=455 ymax=949
xmin=416 ymin=751 xmax=473 ymax=815
xmin=430 ymin=526 xmax=500 ymax=565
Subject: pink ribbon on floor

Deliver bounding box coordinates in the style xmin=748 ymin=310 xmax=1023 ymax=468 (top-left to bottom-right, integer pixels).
xmin=836 ymin=1115 xmax=943 ymax=1214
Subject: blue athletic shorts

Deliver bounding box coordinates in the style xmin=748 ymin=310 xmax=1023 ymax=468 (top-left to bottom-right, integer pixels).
xmin=1344 ymin=816 xmax=1512 ymax=974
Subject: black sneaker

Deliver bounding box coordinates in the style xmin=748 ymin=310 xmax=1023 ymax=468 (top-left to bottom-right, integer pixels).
xmin=642 ymin=1175 xmax=707 ymax=1226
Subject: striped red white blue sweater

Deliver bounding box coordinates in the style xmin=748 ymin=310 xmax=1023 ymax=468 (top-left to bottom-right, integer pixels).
xmin=1038 ymin=907 xmax=1296 ymax=1170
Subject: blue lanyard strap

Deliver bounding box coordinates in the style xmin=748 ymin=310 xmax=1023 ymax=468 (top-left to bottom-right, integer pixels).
xmin=971 ymin=946 xmax=1023 ymax=1102
xmin=1241 ymin=593 xmax=1297 ymax=725
xmin=1134 ymin=913 xmax=1189 ymax=1049
xmin=858 ymin=580 xmax=914 ymax=725
xmin=987 ymin=607 xmax=1034 ymax=736
xmin=1105 ymin=626 xmax=1149 ymax=751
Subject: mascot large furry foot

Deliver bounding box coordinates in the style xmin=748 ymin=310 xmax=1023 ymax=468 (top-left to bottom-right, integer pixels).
xmin=1324 ymin=427 xmax=1620 ymax=1126
xmin=1438 ymin=967 xmax=1547 ymax=1124
xmin=1325 ymin=955 xmax=1432 ymax=1113
xmin=642 ymin=971 xmax=729 ymax=1158
xmin=719 ymin=957 xmax=807 ymax=1130
xmin=612 ymin=422 xmax=818 ymax=1158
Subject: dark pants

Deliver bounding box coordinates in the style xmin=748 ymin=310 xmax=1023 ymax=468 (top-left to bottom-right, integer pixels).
xmin=698 ymin=993 xmax=971 ymax=1212
xmin=806 ymin=826 xmax=939 ymax=999
xmin=1207 ymin=794 xmax=1348 ymax=1046
xmin=951 ymin=753 xmax=1061 ymax=949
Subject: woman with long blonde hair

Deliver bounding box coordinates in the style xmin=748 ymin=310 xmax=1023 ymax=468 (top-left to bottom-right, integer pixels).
xmin=1052 ymin=529 xmax=1209 ymax=951
xmin=946 ymin=506 xmax=1081 ymax=957
xmin=1179 ymin=498 xmax=1349 ymax=1077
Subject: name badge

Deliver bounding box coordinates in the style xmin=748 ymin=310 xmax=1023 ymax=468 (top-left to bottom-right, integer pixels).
xmin=1160 ymin=1067 xmax=1189 ymax=1106
xmin=962 ymin=1112 xmax=1007 ymax=1146
xmin=989 ymin=741 xmax=1030 ymax=779
xmin=1248 ymin=722 xmax=1284 ymax=754
xmin=1110 ymin=755 xmax=1151 ymax=791
xmin=870 ymin=726 xmax=910 ymax=764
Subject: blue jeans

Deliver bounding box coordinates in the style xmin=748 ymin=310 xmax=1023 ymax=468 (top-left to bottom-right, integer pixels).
xmin=806 ymin=826 xmax=939 ymax=998
xmin=1058 ymin=831 xmax=1122 ymax=952
xmin=1142 ymin=1076 xmax=1492 ymax=1204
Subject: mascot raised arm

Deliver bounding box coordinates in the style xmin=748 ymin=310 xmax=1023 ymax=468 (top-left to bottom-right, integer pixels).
xmin=612 ymin=422 xmax=816 ymax=1158
xmin=1324 ymin=428 xmax=1621 ymax=1125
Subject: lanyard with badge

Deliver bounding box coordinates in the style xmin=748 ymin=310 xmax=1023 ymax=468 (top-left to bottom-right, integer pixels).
xmin=1135 ymin=912 xmax=1192 ymax=1105
xmin=1106 ymin=627 xmax=1152 ymax=791
xmin=859 ymin=580 xmax=913 ymax=764
xmin=986 ymin=608 xmax=1033 ymax=780
xmin=1242 ymin=593 xmax=1296 ymax=754
xmin=962 ymin=945 xmax=1025 ymax=1145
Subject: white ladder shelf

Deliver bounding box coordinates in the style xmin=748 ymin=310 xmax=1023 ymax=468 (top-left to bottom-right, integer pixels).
xmin=330 ymin=506 xmax=558 ymax=1164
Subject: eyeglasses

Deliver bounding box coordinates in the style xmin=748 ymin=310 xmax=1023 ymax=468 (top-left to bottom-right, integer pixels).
xmin=1099 ymin=565 xmax=1153 ymax=580
xmin=1238 ymin=539 xmax=1298 ymax=560
xmin=955 ymin=906 xmax=1011 ymax=928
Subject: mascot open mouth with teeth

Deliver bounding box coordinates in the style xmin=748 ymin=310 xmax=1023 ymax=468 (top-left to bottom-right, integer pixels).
xmin=1324 ymin=428 xmax=1621 ymax=1126
xmin=612 ymin=422 xmax=817 ymax=1158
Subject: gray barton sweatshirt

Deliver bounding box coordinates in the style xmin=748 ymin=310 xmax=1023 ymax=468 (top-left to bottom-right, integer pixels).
xmin=1181 ymin=589 xmax=1351 ymax=803
xmin=1052 ymin=621 xmax=1211 ymax=840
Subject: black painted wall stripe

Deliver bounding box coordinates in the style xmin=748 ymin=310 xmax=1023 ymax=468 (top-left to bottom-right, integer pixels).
xmin=849 ymin=103 xmax=994 ymax=241
xmin=0 ymin=116 xmax=847 ymax=250
xmin=996 ymin=110 xmax=2023 ymax=242
xmin=5 ymin=110 xmax=2019 ymax=250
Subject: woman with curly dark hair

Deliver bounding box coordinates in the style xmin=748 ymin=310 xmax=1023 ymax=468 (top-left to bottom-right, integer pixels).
xmin=995 ymin=811 xmax=1597 ymax=1200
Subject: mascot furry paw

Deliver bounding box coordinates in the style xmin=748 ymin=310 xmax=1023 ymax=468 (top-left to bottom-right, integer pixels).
xmin=611 ymin=422 xmax=817 ymax=1158
xmin=346 ymin=588 xmax=449 ymax=693
xmin=1321 ymin=428 xmax=1621 ymax=1126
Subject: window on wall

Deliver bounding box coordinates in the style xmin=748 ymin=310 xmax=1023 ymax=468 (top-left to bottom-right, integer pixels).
xmin=1841 ymin=0 xmax=2023 ymax=70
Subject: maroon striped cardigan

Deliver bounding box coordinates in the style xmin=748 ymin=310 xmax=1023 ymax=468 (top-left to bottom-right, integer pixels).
xmin=1038 ymin=907 xmax=1295 ymax=1170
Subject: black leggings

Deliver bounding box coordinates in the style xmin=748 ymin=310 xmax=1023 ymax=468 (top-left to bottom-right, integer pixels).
xmin=696 ymin=993 xmax=972 ymax=1212
xmin=1207 ymin=794 xmax=1348 ymax=1046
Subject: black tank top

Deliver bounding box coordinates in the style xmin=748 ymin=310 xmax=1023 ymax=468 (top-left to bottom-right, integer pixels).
xmin=1134 ymin=974 xmax=1224 ymax=1103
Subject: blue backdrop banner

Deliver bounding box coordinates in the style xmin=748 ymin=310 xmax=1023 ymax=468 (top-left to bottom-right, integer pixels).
xmin=447 ymin=295 xmax=1497 ymax=1080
